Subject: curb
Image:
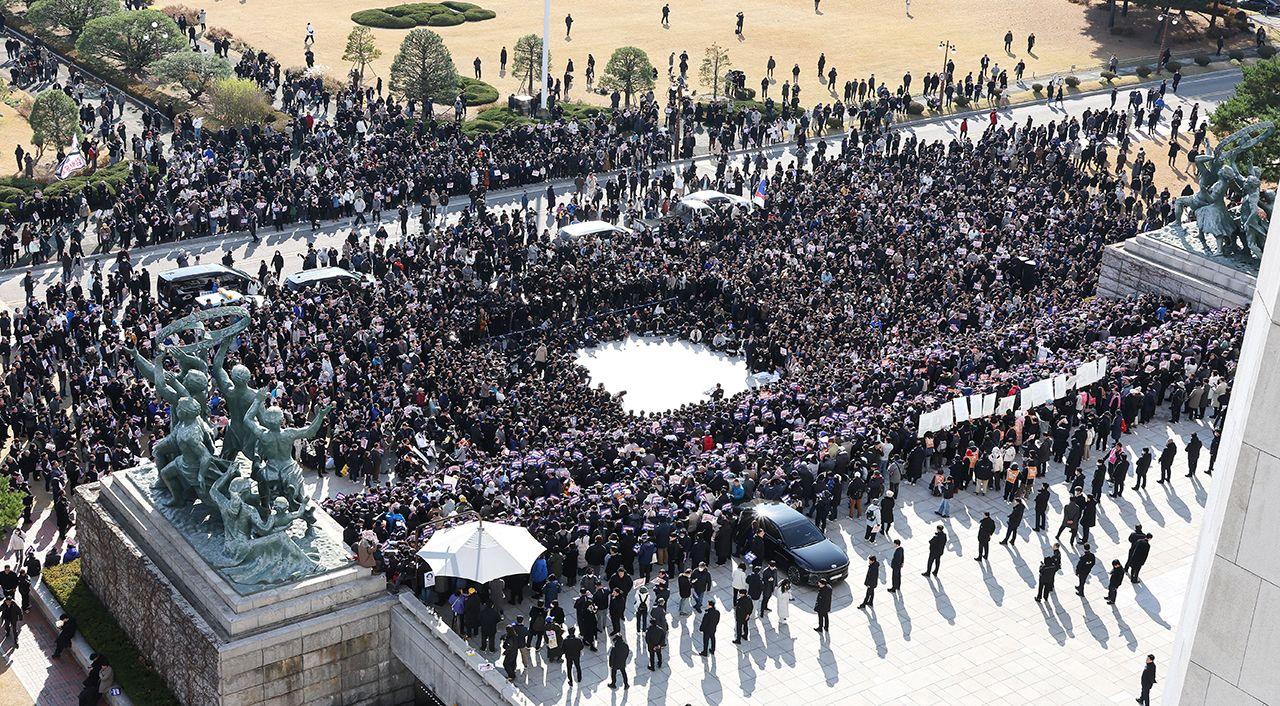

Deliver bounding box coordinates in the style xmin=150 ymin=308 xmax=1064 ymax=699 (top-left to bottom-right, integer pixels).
xmin=31 ymin=578 xmax=135 ymax=706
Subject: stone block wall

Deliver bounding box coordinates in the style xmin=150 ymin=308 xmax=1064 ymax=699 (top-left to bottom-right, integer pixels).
xmin=391 ymin=594 xmax=529 ymax=706
xmin=1097 ymin=236 xmax=1256 ymax=312
xmin=75 ymin=484 xmax=416 ymax=706
xmin=76 ymin=485 xmax=222 ymax=705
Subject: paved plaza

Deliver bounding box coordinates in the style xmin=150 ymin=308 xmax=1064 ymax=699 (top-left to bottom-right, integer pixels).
xmin=451 ymin=411 xmax=1216 ymax=706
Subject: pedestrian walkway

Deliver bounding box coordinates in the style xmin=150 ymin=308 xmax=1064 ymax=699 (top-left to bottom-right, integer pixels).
xmin=494 ymin=412 xmax=1216 ymax=706
xmin=1 ymin=599 xmax=84 ymax=706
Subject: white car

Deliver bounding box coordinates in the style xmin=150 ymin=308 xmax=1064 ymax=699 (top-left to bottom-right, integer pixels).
xmin=193 ymin=289 xmax=266 ymax=309
xmin=555 ymin=220 xmax=633 ymax=242
xmin=283 ymin=267 xmax=376 ymax=292
xmin=681 ymin=190 xmax=754 ymax=213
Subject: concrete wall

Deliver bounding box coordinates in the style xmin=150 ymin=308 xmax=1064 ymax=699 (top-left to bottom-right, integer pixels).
xmin=390 ymin=594 xmax=532 ymax=706
xmin=75 ymin=485 xmax=416 ymax=706
xmin=1165 ymin=217 xmax=1280 ymax=706
xmin=76 ymin=485 xmax=223 ymax=705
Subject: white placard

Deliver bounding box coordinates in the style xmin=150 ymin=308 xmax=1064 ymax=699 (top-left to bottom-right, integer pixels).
xmin=981 ymin=393 xmax=997 ymax=417
xmin=952 ymin=396 xmax=971 ymax=423
xmin=996 ymin=395 xmax=1016 ymax=415
xmin=1052 ymin=374 xmax=1071 ymax=399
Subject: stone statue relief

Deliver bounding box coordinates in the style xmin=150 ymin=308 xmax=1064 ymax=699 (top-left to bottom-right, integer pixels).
xmin=128 ymin=306 xmax=334 ymax=588
xmin=1170 ymin=121 xmax=1276 ymax=261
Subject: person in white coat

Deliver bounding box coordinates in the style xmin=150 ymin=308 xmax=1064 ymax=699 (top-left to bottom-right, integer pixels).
xmin=776 ymin=579 xmax=792 ymax=623
xmin=5 ymin=527 xmax=25 ymax=561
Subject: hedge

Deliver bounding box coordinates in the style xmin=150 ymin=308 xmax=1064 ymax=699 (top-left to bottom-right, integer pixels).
xmin=1100 ymin=70 xmax=1117 ymax=81
xmin=1194 ymin=54 xmax=1212 ymax=66
xmin=1135 ymin=65 xmax=1153 ymax=77
xmin=44 ymin=560 xmax=179 ymax=705
xmin=1165 ymin=59 xmax=1183 ymax=72
xmin=1260 ymin=45 xmax=1277 ymax=59
xmin=351 ymin=2 xmax=494 ymax=29
xmin=458 ymin=76 xmax=498 ymax=106
xmin=1228 ymin=49 xmax=1246 ymax=61
xmin=474 ymin=106 xmax=531 ymax=126
xmin=0 ymin=161 xmax=135 ymax=212
xmin=906 ymin=101 xmax=924 ymax=115
xmin=1064 ymin=75 xmax=1080 ymax=88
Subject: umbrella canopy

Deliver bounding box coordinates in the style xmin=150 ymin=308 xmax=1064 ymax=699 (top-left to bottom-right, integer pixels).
xmin=416 ymin=521 xmax=546 ymax=584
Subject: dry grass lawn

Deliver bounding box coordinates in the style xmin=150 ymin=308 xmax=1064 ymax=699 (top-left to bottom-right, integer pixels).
xmin=199 ymin=0 xmax=1258 ymax=106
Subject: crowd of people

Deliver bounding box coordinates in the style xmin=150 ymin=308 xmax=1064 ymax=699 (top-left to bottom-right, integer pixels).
xmin=0 ymin=16 xmax=1254 ymax=701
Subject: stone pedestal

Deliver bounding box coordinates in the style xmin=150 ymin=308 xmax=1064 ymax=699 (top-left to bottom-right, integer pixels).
xmin=1098 ymin=231 xmax=1257 ymax=311
xmin=75 ymin=468 xmax=415 ymax=706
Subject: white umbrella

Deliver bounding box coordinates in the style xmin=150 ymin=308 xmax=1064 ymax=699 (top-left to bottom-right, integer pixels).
xmin=416 ymin=521 xmax=546 ymax=584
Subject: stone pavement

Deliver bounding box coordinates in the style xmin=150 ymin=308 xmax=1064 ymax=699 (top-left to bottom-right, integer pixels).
xmin=1 ymin=593 xmax=85 ymax=706
xmin=466 ymin=412 xmax=1217 ymax=706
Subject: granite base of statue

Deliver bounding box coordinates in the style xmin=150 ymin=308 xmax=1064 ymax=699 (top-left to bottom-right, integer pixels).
xmin=1099 ymin=122 xmax=1275 ymax=311
xmin=74 ymin=306 xmax=412 ymax=706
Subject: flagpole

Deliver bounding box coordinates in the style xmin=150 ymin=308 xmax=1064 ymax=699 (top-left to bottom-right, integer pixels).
xmin=540 ymin=0 xmax=550 ymax=112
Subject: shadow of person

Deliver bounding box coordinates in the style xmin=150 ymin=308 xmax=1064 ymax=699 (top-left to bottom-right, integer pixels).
xmin=1081 ymin=595 xmax=1111 ymax=648
xmin=1112 ymin=603 xmax=1139 ymax=651
xmin=1038 ymin=598 xmax=1067 ymax=645
xmin=1133 ymin=582 xmax=1172 ymax=629
xmin=925 ymin=576 xmax=956 ymax=624
xmin=980 ymin=562 xmax=1005 ymax=606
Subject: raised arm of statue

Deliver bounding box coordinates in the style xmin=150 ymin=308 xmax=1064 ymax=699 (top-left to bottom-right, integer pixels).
xmin=212 ymin=338 xmax=234 ymax=396
xmin=244 ymin=391 xmax=268 ymax=438
xmin=172 ymin=347 xmax=210 ymax=376
xmin=291 ymin=403 xmax=334 ymax=442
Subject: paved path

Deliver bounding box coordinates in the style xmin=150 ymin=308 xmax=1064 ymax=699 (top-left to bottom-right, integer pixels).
xmin=0 ymin=69 xmax=1242 ymax=307
xmin=488 ymin=412 xmax=1216 ymax=706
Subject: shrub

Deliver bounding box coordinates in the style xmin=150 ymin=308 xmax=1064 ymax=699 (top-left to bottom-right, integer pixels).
xmin=159 ymin=4 xmax=199 ymax=24
xmin=351 ymin=9 xmax=416 ymax=28
xmin=352 ymin=2 xmax=495 ymax=29
xmin=458 ymin=76 xmax=498 ymax=105
xmin=0 ymin=477 xmax=22 ymax=531
xmin=425 ymin=12 xmax=465 ymax=26
xmin=906 ymin=101 xmax=924 ymax=115
xmin=1100 ymin=70 xmax=1117 ymax=81
xmin=463 ymin=118 xmax=501 ymax=134
xmin=1259 ymin=45 xmax=1277 ymax=59
xmin=475 ymin=106 xmax=531 ymax=126
xmin=953 ymin=95 xmax=970 ymax=107
xmin=559 ymin=101 xmax=601 ymax=120
xmin=1165 ymin=59 xmax=1183 ymax=72
xmin=44 ymin=560 xmax=179 ymax=704
xmin=207 ymin=77 xmax=274 ymax=127
xmin=1229 ymin=49 xmax=1246 ymax=61
xmin=1194 ymin=54 xmax=1212 ymax=66
xmin=1064 ymin=75 xmax=1080 ymax=88
xmin=1031 ymin=83 xmax=1044 ymax=93
xmin=1135 ymin=65 xmax=1152 ymax=77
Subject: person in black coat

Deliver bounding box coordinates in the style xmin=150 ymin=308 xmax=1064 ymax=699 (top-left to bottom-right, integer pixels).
xmin=501 ymin=626 xmax=520 ymax=681
xmin=814 ymin=579 xmax=832 ymax=632
xmin=698 ymin=600 xmax=720 ymax=655
xmin=644 ymin=622 xmax=667 ymax=670
xmin=51 ymin=614 xmax=77 ymax=659
xmin=562 ymin=627 xmax=584 ymax=685
xmin=1106 ymin=560 xmax=1125 ymax=604
xmin=607 ymin=634 xmax=630 ymax=689
xmin=1074 ymin=545 xmax=1096 ymax=596
xmin=732 ymin=592 xmax=753 ymax=643
xmin=1184 ymin=434 xmax=1203 ymax=477
xmin=976 ymin=512 xmax=996 ymax=562
xmin=479 ymin=602 xmax=502 ymax=652
xmin=923 ymin=525 xmax=946 ymax=576
xmin=888 ymin=540 xmax=904 ymax=592
xmin=1035 ymin=556 xmax=1056 ymax=602
xmin=1127 ymin=534 xmax=1152 ymax=583
xmin=1033 ymin=483 xmax=1050 ymax=531
xmin=1133 ymin=447 xmax=1152 ymax=490
xmin=857 ymin=556 xmax=880 ymax=609
xmin=1158 ymin=440 xmax=1176 ymax=483
xmin=1000 ymin=499 xmax=1025 ymax=545
xmin=1138 ymin=654 xmax=1157 ymax=705
xmin=1080 ymin=495 xmax=1099 ymax=544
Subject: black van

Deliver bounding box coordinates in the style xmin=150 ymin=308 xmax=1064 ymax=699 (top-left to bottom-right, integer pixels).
xmin=157 ymin=264 xmax=253 ymax=308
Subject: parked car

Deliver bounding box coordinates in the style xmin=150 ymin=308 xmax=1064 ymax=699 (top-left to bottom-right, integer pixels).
xmin=737 ymin=501 xmax=850 ymax=585
xmin=283 ymin=266 xmax=376 ymax=292
xmin=680 ymin=190 xmax=755 ymax=214
xmin=157 ymin=264 xmax=253 ymax=308
xmin=193 ymin=289 xmax=265 ymax=310
xmin=555 ymin=220 xmax=633 ymax=243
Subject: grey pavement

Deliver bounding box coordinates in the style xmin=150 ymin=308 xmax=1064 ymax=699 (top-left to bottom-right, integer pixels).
xmin=463 ymin=411 xmax=1218 ymax=706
